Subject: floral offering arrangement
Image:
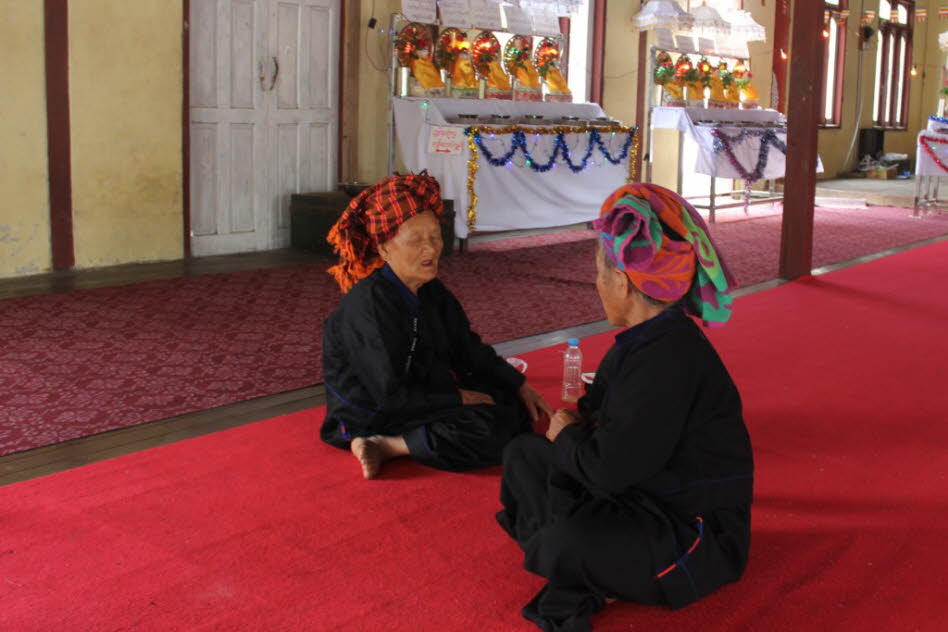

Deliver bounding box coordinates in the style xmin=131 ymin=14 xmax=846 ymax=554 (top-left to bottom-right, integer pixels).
xmin=472 ymin=31 xmax=511 ymax=99
xmin=534 ymin=38 xmax=571 ymax=102
xmin=396 ymin=23 xmax=444 ymax=97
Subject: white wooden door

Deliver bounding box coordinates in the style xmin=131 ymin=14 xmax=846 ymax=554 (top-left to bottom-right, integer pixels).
xmin=189 ymin=0 xmax=338 ymax=256
xmin=266 ymin=0 xmax=339 ymax=249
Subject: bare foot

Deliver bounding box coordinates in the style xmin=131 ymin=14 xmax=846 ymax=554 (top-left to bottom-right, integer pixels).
xmin=351 ymin=436 xmax=384 ymax=479
xmin=350 ymin=435 xmax=410 ymax=479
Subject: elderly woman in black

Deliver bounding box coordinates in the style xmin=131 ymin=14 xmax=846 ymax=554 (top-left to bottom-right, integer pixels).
xmin=320 ymin=173 xmax=551 ymax=479
xmin=497 ymin=183 xmax=754 ymax=632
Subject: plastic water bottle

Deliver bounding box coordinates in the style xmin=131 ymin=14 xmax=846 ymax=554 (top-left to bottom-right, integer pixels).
xmin=562 ymin=338 xmax=583 ymax=403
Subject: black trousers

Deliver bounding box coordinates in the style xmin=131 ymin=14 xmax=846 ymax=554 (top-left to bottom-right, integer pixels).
xmin=497 ymin=434 xmax=670 ymax=632
xmin=402 ymin=384 xmax=531 ymax=472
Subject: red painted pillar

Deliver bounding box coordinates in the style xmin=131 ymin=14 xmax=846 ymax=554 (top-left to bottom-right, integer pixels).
xmin=779 ymin=0 xmax=825 ymax=280
xmin=44 ymin=0 xmax=75 ymax=270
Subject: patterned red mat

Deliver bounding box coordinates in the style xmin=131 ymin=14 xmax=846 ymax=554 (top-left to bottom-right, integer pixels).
xmin=1 ymin=205 xmax=946 ymax=455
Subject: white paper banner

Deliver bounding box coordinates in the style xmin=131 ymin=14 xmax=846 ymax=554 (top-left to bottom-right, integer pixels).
xmin=530 ymin=9 xmax=562 ymax=36
xmin=697 ymin=37 xmax=717 ymax=55
xmin=470 ymin=0 xmax=504 ymax=30
xmin=427 ymin=126 xmax=467 ymax=155
xmin=438 ymin=0 xmax=472 ymax=28
xmin=503 ymin=4 xmax=535 ymax=34
xmin=656 ymin=28 xmax=676 ymax=50
xmin=401 ymin=0 xmax=436 ymax=23
xmin=674 ymin=34 xmax=697 ymax=54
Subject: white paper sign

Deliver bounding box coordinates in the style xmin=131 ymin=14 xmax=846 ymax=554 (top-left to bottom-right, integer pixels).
xmin=674 ymin=34 xmax=697 ymax=54
xmin=438 ymin=0 xmax=472 ymax=28
xmin=655 ymin=28 xmax=676 ymax=50
xmin=427 ymin=126 xmax=467 ymax=155
xmin=503 ymin=5 xmax=534 ymax=34
xmin=530 ymin=9 xmax=561 ymax=36
xmin=470 ymin=0 xmax=504 ymax=30
xmin=401 ymin=0 xmax=436 ymax=23
xmin=697 ymin=37 xmax=717 ymax=55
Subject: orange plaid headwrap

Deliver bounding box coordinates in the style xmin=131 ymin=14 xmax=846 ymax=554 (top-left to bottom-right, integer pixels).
xmin=327 ymin=172 xmax=443 ymax=293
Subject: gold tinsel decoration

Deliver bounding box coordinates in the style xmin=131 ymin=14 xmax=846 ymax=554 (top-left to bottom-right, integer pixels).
xmin=465 ymin=130 xmax=480 ymax=232
xmin=464 ymin=124 xmax=640 ymax=233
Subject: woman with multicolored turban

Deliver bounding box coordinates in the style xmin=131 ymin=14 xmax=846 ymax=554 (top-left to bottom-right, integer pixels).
xmin=496 ymin=183 xmax=754 ymax=631
xmin=321 ymin=172 xmax=551 ymax=479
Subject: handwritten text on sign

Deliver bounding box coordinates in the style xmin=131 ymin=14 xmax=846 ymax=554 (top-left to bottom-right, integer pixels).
xmin=427 ymin=126 xmax=467 ymax=155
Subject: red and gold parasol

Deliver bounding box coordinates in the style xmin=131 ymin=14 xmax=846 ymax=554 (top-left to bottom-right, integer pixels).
xmin=471 ymin=31 xmax=501 ymax=78
xmin=394 ymin=22 xmax=434 ymax=67
xmin=434 ymin=27 xmax=469 ymax=70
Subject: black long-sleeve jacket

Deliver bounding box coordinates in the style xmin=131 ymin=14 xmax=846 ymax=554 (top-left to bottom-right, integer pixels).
xmin=320 ymin=265 xmax=525 ymax=448
xmin=554 ymin=307 xmax=754 ymax=607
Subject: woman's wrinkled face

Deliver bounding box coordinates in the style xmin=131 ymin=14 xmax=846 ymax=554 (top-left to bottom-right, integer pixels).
xmin=379 ymin=211 xmax=443 ymax=291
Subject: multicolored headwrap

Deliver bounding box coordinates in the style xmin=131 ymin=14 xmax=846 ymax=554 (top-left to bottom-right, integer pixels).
xmin=592 ymin=183 xmax=737 ymax=326
xmin=327 ymin=172 xmax=443 ymax=293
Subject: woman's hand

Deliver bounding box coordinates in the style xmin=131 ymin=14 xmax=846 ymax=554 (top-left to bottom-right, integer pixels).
xmin=460 ymin=389 xmax=495 ymax=406
xmin=546 ymin=408 xmax=579 ymax=442
xmin=518 ymin=383 xmax=553 ymax=422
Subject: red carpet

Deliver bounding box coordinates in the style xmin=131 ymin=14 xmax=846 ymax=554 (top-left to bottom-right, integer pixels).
xmin=2 ymin=204 xmax=947 ymax=456
xmin=2 ymin=241 xmax=947 ymax=630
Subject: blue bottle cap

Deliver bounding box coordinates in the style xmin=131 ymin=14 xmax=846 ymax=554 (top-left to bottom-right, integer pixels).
xmin=568 ymin=338 xmax=579 ymax=347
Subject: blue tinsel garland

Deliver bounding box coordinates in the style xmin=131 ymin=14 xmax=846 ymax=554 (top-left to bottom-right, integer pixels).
xmin=465 ymin=127 xmax=636 ymax=173
xmin=710 ymin=128 xmax=787 ymax=184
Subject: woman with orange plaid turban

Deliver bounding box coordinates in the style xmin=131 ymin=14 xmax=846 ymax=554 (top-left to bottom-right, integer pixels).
xmin=497 ymin=184 xmax=753 ymax=631
xmin=321 ymin=173 xmax=551 ymax=479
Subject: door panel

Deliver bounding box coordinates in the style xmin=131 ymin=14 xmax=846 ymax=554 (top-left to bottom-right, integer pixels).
xmin=190 ymin=0 xmax=337 ymax=255
xmin=302 ymin=122 xmax=330 ymax=194
xmin=190 ymin=0 xmax=269 ymax=256
xmin=230 ymin=0 xmax=258 ymax=110
xmin=276 ymin=3 xmax=300 ymax=110
xmin=190 ymin=123 xmax=218 ymax=236
xmin=266 ymin=0 xmax=338 ymax=248
xmin=275 ymin=123 xmax=300 ymax=234
xmin=229 ymin=123 xmax=256 ymax=233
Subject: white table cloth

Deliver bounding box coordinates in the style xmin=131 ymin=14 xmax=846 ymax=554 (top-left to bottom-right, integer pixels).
xmin=916 ymin=129 xmax=948 ymax=176
xmin=650 ymin=106 xmax=821 ymax=179
xmin=392 ymin=97 xmax=632 ymax=239
xmin=926 ymin=115 xmax=948 ymax=132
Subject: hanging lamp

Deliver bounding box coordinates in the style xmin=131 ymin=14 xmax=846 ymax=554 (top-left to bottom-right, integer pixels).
xmin=630 ymin=0 xmax=694 ymax=32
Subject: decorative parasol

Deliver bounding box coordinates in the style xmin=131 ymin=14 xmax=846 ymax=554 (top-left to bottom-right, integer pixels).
xmin=533 ymin=37 xmax=561 ymax=78
xmin=471 ymin=31 xmax=502 ymax=78
xmin=503 ymin=34 xmax=535 ymax=76
xmin=434 ymin=27 xmax=469 ymax=70
xmin=394 ymin=23 xmax=434 ymax=67
xmin=724 ymin=9 xmax=767 ymax=43
xmin=688 ymin=3 xmax=731 ymax=38
xmin=630 ymin=0 xmax=693 ymax=32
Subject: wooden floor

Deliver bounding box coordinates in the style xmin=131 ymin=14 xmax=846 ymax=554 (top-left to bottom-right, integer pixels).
xmin=0 ymin=248 xmax=326 ymax=301
xmin=2 ymin=235 xmax=945 ymax=486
